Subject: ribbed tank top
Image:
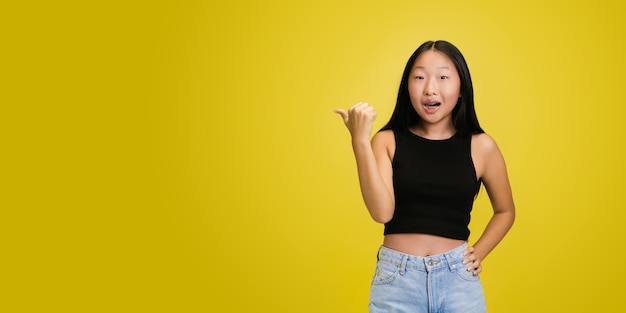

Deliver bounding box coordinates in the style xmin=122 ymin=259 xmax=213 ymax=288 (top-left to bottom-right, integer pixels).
xmin=384 ymin=127 xmax=480 ymax=240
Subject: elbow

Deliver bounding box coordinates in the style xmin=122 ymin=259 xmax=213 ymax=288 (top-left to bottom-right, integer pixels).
xmin=495 ymin=207 xmax=516 ymax=227
xmin=505 ymin=205 xmax=516 ymax=222
xmin=373 ymin=216 xmax=392 ymax=224
xmin=365 ymin=198 xmax=395 ymax=224
xmin=370 ymin=209 xmax=394 ymax=224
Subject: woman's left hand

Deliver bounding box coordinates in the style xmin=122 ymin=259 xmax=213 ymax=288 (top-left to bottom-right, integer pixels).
xmin=463 ymin=246 xmax=482 ymax=275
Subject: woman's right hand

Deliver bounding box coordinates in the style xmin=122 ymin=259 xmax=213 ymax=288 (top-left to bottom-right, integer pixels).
xmin=334 ymin=102 xmax=394 ymax=223
xmin=333 ymin=102 xmax=377 ymax=143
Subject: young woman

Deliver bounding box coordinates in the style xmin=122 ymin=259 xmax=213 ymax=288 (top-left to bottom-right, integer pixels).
xmin=334 ymin=40 xmax=515 ymax=312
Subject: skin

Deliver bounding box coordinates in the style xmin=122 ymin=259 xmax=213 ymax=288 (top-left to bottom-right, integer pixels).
xmin=334 ymin=50 xmax=515 ymax=275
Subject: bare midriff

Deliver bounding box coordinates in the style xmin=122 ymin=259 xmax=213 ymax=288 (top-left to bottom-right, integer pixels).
xmin=383 ymin=233 xmax=466 ymax=257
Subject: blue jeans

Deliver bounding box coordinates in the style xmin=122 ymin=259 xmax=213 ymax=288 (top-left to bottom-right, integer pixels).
xmin=369 ymin=242 xmax=486 ymax=313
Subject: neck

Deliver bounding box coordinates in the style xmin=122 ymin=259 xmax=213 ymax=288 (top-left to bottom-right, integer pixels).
xmin=410 ymin=122 xmax=456 ymax=140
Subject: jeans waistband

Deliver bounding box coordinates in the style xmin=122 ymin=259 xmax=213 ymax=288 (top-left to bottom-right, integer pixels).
xmin=377 ymin=242 xmax=468 ymax=273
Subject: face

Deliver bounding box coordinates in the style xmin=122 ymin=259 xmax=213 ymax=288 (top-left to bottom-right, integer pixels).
xmin=408 ymin=50 xmax=461 ymax=128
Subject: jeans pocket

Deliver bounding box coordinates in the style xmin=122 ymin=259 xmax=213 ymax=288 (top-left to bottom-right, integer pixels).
xmin=371 ymin=260 xmax=400 ymax=286
xmin=455 ymin=261 xmax=480 ymax=282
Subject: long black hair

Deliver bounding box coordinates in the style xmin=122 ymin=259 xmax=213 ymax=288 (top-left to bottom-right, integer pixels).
xmin=380 ymin=40 xmax=484 ymax=136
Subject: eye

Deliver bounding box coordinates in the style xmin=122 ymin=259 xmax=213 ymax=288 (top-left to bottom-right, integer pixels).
xmin=415 ymin=76 xmax=424 ymax=80
xmin=440 ymin=76 xmax=449 ymax=80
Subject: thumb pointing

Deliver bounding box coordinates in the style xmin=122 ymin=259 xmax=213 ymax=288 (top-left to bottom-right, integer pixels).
xmin=333 ymin=109 xmax=348 ymax=123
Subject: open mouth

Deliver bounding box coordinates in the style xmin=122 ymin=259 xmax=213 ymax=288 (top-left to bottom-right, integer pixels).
xmin=424 ymin=102 xmax=441 ymax=108
xmin=422 ymin=101 xmax=441 ymax=113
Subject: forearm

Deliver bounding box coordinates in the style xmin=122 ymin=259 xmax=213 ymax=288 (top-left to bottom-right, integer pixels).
xmin=352 ymin=139 xmax=394 ymax=223
xmin=472 ymin=211 xmax=515 ymax=261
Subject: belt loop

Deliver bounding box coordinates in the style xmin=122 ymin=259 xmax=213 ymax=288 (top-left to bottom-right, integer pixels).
xmin=376 ymin=246 xmax=382 ymax=261
xmin=399 ymin=255 xmax=408 ymax=275
xmin=444 ymin=252 xmax=455 ymax=272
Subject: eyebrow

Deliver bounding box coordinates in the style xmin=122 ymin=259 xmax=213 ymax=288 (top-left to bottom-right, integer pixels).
xmin=414 ymin=66 xmax=451 ymax=70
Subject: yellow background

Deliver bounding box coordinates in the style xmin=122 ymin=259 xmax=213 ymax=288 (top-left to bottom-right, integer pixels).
xmin=3 ymin=0 xmax=625 ymax=312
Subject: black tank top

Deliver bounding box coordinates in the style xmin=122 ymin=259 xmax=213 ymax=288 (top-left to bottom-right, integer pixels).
xmin=384 ymin=127 xmax=480 ymax=240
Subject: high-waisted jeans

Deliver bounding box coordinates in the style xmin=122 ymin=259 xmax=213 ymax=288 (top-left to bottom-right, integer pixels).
xmin=369 ymin=242 xmax=486 ymax=313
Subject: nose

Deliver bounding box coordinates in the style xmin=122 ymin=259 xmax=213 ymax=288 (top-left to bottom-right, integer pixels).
xmin=424 ymin=78 xmax=437 ymax=96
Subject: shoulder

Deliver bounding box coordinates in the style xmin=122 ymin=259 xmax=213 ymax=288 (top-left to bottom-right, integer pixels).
xmin=372 ymin=129 xmax=396 ymax=160
xmin=373 ymin=129 xmax=395 ymax=142
xmin=372 ymin=129 xmax=395 ymax=149
xmin=471 ymin=133 xmax=505 ymax=171
xmin=471 ymin=133 xmax=504 ymax=169
xmin=471 ymin=132 xmax=499 ymax=154
xmin=471 ymin=133 xmax=507 ymax=178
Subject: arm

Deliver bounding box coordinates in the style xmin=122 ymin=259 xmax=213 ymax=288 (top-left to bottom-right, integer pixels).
xmin=464 ymin=134 xmax=516 ymax=274
xmin=334 ymin=103 xmax=395 ymax=223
